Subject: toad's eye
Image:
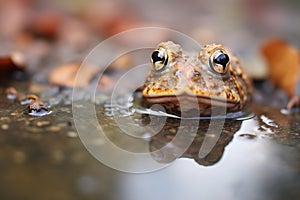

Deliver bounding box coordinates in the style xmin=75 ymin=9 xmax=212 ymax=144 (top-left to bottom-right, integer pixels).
xmin=209 ymin=49 xmax=230 ymax=74
xmin=151 ymin=47 xmax=169 ymax=71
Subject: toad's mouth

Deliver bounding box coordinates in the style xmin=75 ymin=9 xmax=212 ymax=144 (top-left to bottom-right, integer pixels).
xmin=143 ymin=92 xmax=238 ymax=108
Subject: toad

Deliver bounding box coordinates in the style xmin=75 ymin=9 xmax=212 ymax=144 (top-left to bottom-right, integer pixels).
xmin=142 ymin=41 xmax=252 ymax=115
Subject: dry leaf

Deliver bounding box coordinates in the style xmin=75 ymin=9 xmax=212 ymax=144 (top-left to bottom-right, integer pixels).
xmin=49 ymin=63 xmax=99 ymax=88
xmin=261 ymin=38 xmax=300 ymax=97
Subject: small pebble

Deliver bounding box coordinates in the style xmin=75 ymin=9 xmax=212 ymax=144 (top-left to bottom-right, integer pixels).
xmin=36 ymin=121 xmax=51 ymax=127
xmin=169 ymin=128 xmax=177 ymax=134
xmin=47 ymin=126 xmax=61 ymax=132
xmin=1 ymin=124 xmax=9 ymax=130
xmin=20 ymin=94 xmax=39 ymax=105
xmin=10 ymin=112 xmax=19 ymax=116
xmin=5 ymin=87 xmax=18 ymax=100
xmin=1 ymin=117 xmax=11 ymax=122
xmin=28 ymin=100 xmax=52 ymax=116
xmin=67 ymin=131 xmax=78 ymax=138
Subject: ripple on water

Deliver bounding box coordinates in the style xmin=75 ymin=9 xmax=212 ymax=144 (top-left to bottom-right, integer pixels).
xmin=106 ymin=104 xmax=255 ymax=121
xmin=104 ymin=93 xmax=256 ymax=120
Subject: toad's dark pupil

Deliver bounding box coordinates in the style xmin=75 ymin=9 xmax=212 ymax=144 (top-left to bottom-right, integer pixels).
xmin=213 ymin=53 xmax=229 ymax=69
xmin=151 ymin=51 xmax=165 ymax=63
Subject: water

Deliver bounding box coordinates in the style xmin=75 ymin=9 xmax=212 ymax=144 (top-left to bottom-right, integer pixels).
xmin=117 ymin=139 xmax=299 ymax=200
xmin=101 ymin=102 xmax=300 ymax=200
xmin=0 ymin=86 xmax=299 ymax=199
xmin=114 ymin=104 xmax=299 ymax=200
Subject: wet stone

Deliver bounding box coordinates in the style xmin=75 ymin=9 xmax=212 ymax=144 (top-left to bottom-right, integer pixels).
xmin=10 ymin=112 xmax=20 ymax=116
xmin=35 ymin=121 xmax=51 ymax=127
xmin=46 ymin=126 xmax=61 ymax=132
xmin=28 ymin=103 xmax=51 ymax=116
xmin=0 ymin=117 xmax=11 ymax=123
xmin=67 ymin=131 xmax=78 ymax=138
xmin=5 ymin=87 xmax=18 ymax=100
xmin=1 ymin=124 xmax=9 ymax=130
xmin=169 ymin=128 xmax=177 ymax=134
xmin=20 ymin=95 xmax=39 ymax=105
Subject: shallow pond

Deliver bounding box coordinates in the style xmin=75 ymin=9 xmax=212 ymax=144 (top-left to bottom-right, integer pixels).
xmin=0 ymin=80 xmax=299 ymax=200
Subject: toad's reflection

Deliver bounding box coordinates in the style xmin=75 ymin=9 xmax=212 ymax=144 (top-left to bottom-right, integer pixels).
xmin=147 ymin=117 xmax=242 ymax=166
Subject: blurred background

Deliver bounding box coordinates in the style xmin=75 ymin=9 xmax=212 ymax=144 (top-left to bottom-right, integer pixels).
xmin=0 ymin=0 xmax=300 ymax=200
xmin=0 ymin=0 xmax=300 ymax=80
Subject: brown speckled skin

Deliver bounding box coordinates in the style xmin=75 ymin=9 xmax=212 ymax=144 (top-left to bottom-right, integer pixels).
xmin=142 ymin=41 xmax=252 ymax=115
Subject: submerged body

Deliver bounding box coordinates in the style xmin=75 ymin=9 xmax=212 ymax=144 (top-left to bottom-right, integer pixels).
xmin=142 ymin=41 xmax=252 ymax=115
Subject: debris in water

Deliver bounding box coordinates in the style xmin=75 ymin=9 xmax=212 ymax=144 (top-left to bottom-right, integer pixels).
xmin=5 ymin=87 xmax=18 ymax=100
xmin=5 ymin=86 xmax=52 ymax=116
xmin=19 ymin=94 xmax=39 ymax=105
xmin=27 ymin=100 xmax=52 ymax=116
xmin=0 ymin=52 xmax=27 ymax=79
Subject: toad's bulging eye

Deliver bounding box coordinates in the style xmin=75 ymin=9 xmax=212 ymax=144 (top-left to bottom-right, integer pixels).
xmin=151 ymin=48 xmax=169 ymax=71
xmin=209 ymin=49 xmax=230 ymax=74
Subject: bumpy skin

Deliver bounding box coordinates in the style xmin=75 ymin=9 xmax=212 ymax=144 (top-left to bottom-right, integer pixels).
xmin=142 ymin=41 xmax=252 ymax=115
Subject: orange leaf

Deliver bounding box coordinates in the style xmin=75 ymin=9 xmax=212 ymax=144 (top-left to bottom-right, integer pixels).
xmin=261 ymin=38 xmax=300 ymax=97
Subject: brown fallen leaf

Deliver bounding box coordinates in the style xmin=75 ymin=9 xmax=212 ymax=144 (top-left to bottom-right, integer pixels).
xmin=49 ymin=63 xmax=99 ymax=88
xmin=0 ymin=52 xmax=26 ymax=73
xmin=261 ymin=38 xmax=300 ymax=97
xmin=0 ymin=52 xmax=27 ymax=81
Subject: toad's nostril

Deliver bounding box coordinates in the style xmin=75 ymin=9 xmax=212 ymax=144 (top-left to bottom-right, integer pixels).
xmin=194 ymin=71 xmax=201 ymax=77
